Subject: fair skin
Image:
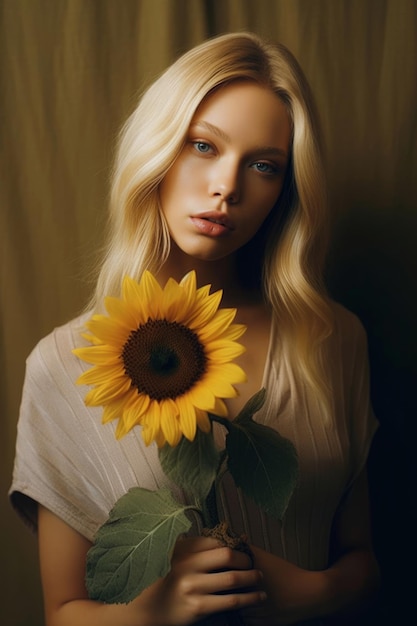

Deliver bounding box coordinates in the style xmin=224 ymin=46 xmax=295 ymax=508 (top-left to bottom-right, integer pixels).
xmin=38 ymin=81 xmax=379 ymax=625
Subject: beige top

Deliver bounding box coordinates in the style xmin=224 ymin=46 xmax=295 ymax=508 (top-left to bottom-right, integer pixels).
xmin=9 ymin=303 xmax=378 ymax=572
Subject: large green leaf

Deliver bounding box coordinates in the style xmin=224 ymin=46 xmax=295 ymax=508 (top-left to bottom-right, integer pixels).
xmin=225 ymin=391 xmax=299 ymax=520
xmin=86 ymin=487 xmax=192 ymax=603
xmin=159 ymin=427 xmax=221 ymax=506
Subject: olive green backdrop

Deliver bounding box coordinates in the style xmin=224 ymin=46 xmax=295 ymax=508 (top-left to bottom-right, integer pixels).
xmin=1 ymin=1 xmax=416 ymax=624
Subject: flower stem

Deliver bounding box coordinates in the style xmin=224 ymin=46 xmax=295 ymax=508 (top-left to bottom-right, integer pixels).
xmin=201 ymin=482 xmax=220 ymax=529
xmin=209 ymin=413 xmax=233 ymax=431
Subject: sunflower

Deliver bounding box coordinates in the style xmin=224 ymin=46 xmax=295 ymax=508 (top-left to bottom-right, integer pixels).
xmin=73 ymin=271 xmax=247 ymax=447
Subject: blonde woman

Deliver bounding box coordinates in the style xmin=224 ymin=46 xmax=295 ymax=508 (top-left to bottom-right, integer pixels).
xmin=10 ymin=32 xmax=380 ymax=625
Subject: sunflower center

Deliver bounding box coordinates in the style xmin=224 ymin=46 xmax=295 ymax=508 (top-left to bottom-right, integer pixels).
xmin=121 ymin=319 xmax=207 ymax=401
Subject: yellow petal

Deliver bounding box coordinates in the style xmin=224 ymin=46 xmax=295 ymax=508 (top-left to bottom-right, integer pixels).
xmin=197 ymin=308 xmax=237 ymax=341
xmin=160 ymin=399 xmax=181 ymax=446
xmin=175 ymin=395 xmax=197 ymax=442
xmin=141 ymin=400 xmax=163 ymax=445
xmin=80 ymin=332 xmax=103 ymax=345
xmin=209 ymin=362 xmax=247 ymax=383
xmin=84 ymin=377 xmax=132 ymax=405
xmin=159 ymin=277 xmax=185 ymax=321
xmin=179 ymin=270 xmax=197 ymax=291
xmin=211 ymin=397 xmax=228 ymax=418
xmin=73 ymin=345 xmax=121 ymax=366
xmin=102 ymin=401 xmax=123 ymax=424
xmin=121 ymin=276 xmax=149 ymax=323
xmin=195 ymin=408 xmax=212 ymax=432
xmin=186 ymin=290 xmax=223 ymax=328
xmin=185 ymin=385 xmax=216 ymax=412
xmin=104 ymin=294 xmax=141 ymax=329
xmin=217 ymin=323 xmax=247 ymax=342
xmin=86 ymin=315 xmax=131 ymax=346
xmin=205 ymin=340 xmax=246 ymax=362
xmin=198 ymin=374 xmax=238 ymax=399
xmin=76 ymin=364 xmax=126 ymax=386
xmin=140 ymin=271 xmax=163 ymax=317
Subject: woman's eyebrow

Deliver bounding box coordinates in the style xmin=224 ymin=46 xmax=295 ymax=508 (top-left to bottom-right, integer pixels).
xmin=190 ymin=120 xmax=288 ymax=159
xmin=191 ymin=120 xmax=231 ymax=143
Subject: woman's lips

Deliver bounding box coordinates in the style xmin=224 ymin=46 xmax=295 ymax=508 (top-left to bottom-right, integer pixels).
xmin=190 ymin=212 xmax=235 ymax=237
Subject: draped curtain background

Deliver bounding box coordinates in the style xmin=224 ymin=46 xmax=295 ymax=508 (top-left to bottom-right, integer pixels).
xmin=1 ymin=1 xmax=416 ymax=624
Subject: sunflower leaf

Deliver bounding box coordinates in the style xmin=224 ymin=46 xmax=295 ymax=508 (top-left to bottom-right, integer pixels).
xmin=235 ymin=387 xmax=267 ymax=420
xmin=86 ymin=487 xmax=192 ymax=604
xmin=225 ymin=393 xmax=299 ymax=520
xmin=159 ymin=428 xmax=221 ymax=506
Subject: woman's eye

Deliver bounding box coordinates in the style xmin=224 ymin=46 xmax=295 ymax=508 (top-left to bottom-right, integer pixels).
xmin=252 ymin=161 xmax=277 ymax=174
xmin=193 ymin=141 xmax=212 ymax=154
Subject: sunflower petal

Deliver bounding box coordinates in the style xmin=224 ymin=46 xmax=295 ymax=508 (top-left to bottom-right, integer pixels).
xmin=200 ymin=374 xmax=238 ymax=399
xmin=212 ymin=397 xmax=228 ymax=418
xmin=197 ymin=308 xmax=238 ymax=341
xmin=76 ymin=364 xmax=126 ymax=385
xmin=186 ymin=385 xmax=216 ymax=412
xmin=86 ymin=315 xmax=131 ymax=346
xmin=160 ymin=399 xmax=181 ymax=447
xmin=159 ymin=277 xmax=184 ymax=321
xmin=104 ymin=294 xmax=140 ymax=329
xmin=141 ymin=400 xmax=163 ymax=446
xmin=187 ymin=290 xmax=224 ymax=329
xmin=121 ymin=276 xmax=149 ymax=323
xmin=205 ymin=340 xmax=246 ymax=361
xmin=84 ymin=377 xmax=132 ymax=405
xmin=117 ymin=395 xmax=149 ymax=435
xmin=73 ymin=346 xmax=121 ymax=366
xmin=217 ymin=323 xmax=247 ymax=342
xmin=195 ymin=407 xmax=211 ymax=432
xmin=175 ymin=394 xmax=197 ymax=442
xmin=140 ymin=271 xmax=163 ymax=317
xmin=80 ymin=332 xmax=103 ymax=345
xmin=102 ymin=401 xmax=123 ymax=424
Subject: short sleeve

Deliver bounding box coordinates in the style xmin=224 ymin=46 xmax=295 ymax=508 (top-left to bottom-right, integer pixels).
xmin=9 ymin=317 xmax=171 ymax=541
xmin=337 ymin=306 xmax=379 ymax=487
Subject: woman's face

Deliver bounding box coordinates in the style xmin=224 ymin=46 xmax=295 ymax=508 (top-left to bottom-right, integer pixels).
xmin=159 ymin=80 xmax=292 ymax=262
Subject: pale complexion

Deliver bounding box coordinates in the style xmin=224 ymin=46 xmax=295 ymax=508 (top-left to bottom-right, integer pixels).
xmin=159 ymin=80 xmax=291 ymax=267
xmin=38 ymin=81 xmax=379 ymax=626
xmin=159 ymin=80 xmax=291 ymax=414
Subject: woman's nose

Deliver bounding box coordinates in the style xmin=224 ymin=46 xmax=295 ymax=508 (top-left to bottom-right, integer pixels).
xmin=208 ymin=161 xmax=241 ymax=204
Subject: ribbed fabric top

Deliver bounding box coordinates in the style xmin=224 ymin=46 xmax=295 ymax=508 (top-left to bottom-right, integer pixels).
xmin=9 ymin=303 xmax=377 ymax=575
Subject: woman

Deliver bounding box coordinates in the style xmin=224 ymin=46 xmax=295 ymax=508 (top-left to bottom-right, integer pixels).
xmin=10 ymin=32 xmax=380 ymax=625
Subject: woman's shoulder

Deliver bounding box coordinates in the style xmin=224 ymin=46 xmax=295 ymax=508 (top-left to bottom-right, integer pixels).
xmin=330 ymin=300 xmax=367 ymax=340
xmin=327 ymin=300 xmax=370 ymax=363
xmin=25 ymin=313 xmax=91 ymax=393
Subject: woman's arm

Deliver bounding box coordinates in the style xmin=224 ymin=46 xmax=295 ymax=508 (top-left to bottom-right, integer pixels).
xmin=245 ymin=469 xmax=380 ymax=625
xmin=38 ymin=504 xmax=265 ymax=626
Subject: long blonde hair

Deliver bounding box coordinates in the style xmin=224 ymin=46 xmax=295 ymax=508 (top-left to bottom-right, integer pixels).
xmin=92 ymin=32 xmax=334 ymax=416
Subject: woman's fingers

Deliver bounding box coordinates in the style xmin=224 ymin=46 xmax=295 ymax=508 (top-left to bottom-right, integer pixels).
xmin=175 ymin=541 xmax=254 ymax=573
xmin=198 ymin=586 xmax=267 ymax=616
xmin=179 ymin=567 xmax=263 ymax=596
xmin=152 ymin=535 xmax=265 ymax=623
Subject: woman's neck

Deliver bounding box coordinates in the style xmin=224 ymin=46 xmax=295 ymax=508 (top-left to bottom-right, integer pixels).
xmin=156 ymin=246 xmax=262 ymax=308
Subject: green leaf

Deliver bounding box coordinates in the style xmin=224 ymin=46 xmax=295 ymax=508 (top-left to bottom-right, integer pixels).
xmin=86 ymin=486 xmax=192 ymax=604
xmin=159 ymin=428 xmax=221 ymax=506
xmin=235 ymin=387 xmax=267 ymax=421
xmin=226 ymin=393 xmax=298 ymax=520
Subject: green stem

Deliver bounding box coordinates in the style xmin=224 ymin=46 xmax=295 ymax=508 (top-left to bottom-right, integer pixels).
xmin=199 ymin=419 xmax=245 ymax=626
xmin=201 ymin=482 xmax=220 ymax=529
xmin=209 ymin=413 xmax=233 ymax=431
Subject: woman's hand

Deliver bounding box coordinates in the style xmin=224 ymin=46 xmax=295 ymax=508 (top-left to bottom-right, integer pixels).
xmin=242 ymin=470 xmax=380 ymax=626
xmin=136 ymin=534 xmax=266 ymax=625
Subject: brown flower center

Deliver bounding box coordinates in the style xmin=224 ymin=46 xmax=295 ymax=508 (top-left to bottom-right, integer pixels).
xmin=121 ymin=319 xmax=207 ymax=401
